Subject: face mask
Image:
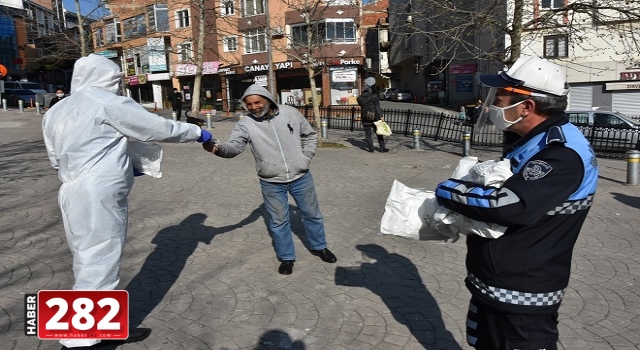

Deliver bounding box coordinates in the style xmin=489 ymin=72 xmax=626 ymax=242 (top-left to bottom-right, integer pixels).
xmin=488 ymin=101 xmax=525 ymax=131
xmin=56 ymin=93 xmax=64 ymax=98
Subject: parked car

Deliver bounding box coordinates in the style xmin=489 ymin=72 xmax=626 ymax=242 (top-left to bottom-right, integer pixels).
xmin=566 ymin=110 xmax=640 ymax=151
xmin=1 ymin=81 xmax=47 ymax=93
xmin=378 ymin=88 xmax=398 ymax=101
xmin=1 ymin=89 xmax=39 ymax=107
xmin=388 ymin=89 xmax=415 ymax=102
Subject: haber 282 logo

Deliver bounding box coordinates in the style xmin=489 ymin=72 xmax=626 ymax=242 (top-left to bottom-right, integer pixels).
xmin=25 ymin=290 xmax=129 ymax=339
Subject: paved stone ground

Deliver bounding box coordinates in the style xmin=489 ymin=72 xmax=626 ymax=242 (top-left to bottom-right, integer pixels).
xmin=1 ymin=106 xmax=639 ymax=350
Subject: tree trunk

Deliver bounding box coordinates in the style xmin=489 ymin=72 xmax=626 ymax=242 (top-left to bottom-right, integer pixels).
xmin=74 ymin=0 xmax=87 ymax=56
xmin=190 ymin=0 xmax=208 ymax=118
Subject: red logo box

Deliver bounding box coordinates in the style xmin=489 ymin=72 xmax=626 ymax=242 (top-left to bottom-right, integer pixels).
xmin=36 ymin=290 xmax=129 ymax=340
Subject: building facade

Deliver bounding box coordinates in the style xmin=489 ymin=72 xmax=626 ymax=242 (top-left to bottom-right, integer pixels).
xmin=92 ymin=0 xmax=367 ymax=111
xmin=519 ymin=1 xmax=640 ymax=116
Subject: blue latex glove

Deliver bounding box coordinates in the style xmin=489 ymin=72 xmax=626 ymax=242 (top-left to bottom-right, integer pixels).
xmin=435 ymin=181 xmax=446 ymax=206
xmin=197 ymin=129 xmax=212 ymax=143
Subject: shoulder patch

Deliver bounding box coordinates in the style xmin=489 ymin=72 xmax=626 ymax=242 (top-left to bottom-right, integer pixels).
xmin=522 ymin=160 xmax=553 ymax=180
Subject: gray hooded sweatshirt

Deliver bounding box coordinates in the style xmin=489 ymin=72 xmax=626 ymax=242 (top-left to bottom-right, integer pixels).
xmin=216 ymin=84 xmax=318 ymax=183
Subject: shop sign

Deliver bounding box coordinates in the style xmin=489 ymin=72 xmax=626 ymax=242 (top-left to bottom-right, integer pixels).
xmin=245 ymin=64 xmax=268 ymax=72
xmin=275 ymin=61 xmax=293 ymax=70
xmin=605 ymin=82 xmax=640 ymax=90
xmin=254 ymin=75 xmax=268 ymax=86
xmin=137 ymin=74 xmax=147 ymax=84
xmin=219 ymin=67 xmax=236 ymax=75
xmin=175 ymin=61 xmax=220 ymax=76
xmin=450 ymin=63 xmax=477 ymax=74
xmin=95 ymin=50 xmax=118 ymax=59
xmin=327 ymin=58 xmax=362 ymax=66
xmin=147 ymin=38 xmax=167 ymax=72
xmin=455 ymin=76 xmax=474 ymax=92
xmin=128 ymin=76 xmax=139 ymax=86
xmin=302 ymin=60 xmax=326 ymax=68
xmin=126 ymin=57 xmax=136 ymax=76
xmin=620 ymin=71 xmax=640 ymax=80
xmin=331 ymin=70 xmax=357 ymax=82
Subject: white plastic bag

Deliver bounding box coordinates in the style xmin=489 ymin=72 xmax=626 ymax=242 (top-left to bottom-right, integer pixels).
xmin=379 ymin=180 xmax=451 ymax=242
xmin=127 ymin=140 xmax=164 ymax=178
xmin=433 ymin=157 xmax=512 ymax=239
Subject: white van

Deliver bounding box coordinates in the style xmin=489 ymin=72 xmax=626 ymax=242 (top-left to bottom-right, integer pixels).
xmin=1 ymin=81 xmax=47 ymax=93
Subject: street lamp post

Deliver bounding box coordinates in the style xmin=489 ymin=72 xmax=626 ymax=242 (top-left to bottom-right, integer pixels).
xmin=264 ymin=0 xmax=277 ymax=101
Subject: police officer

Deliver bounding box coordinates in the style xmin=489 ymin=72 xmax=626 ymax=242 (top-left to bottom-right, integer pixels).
xmin=435 ymin=56 xmax=598 ymax=350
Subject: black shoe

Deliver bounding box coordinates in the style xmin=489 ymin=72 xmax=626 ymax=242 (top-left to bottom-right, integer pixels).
xmin=60 ymin=328 xmax=152 ymax=349
xmin=367 ymin=148 xmax=374 ymax=153
xmin=379 ymin=148 xmax=390 ymax=153
xmin=124 ymin=327 xmax=152 ymax=343
xmin=311 ymin=248 xmax=337 ymax=263
xmin=278 ymin=260 xmax=294 ymax=275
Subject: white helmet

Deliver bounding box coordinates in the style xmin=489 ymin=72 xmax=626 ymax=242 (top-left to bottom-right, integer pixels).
xmin=480 ymin=56 xmax=569 ymax=96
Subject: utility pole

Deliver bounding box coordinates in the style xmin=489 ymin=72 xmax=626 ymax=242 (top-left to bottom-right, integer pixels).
xmin=264 ymin=0 xmax=277 ymax=101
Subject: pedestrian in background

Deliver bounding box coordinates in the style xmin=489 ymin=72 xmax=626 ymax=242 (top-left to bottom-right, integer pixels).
xmin=435 ymin=56 xmax=598 ymax=350
xmin=171 ymin=88 xmax=184 ymax=120
xmin=203 ymin=84 xmax=337 ymax=275
xmin=47 ymin=88 xmax=67 ymax=109
xmin=357 ymin=77 xmax=388 ymax=153
xmin=42 ymin=54 xmax=213 ymax=350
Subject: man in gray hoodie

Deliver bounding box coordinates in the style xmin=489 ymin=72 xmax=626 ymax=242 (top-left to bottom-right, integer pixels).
xmin=203 ymin=84 xmax=336 ymax=274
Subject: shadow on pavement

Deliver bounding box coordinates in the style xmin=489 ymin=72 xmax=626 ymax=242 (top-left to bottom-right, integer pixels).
xmin=611 ymin=192 xmax=640 ymax=209
xmin=253 ymin=329 xmax=306 ymax=350
xmin=124 ymin=208 xmax=265 ymax=328
xmin=335 ymin=244 xmax=463 ymax=350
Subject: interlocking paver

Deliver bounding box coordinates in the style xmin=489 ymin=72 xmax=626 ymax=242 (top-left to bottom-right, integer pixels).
xmin=1 ymin=107 xmax=639 ymax=349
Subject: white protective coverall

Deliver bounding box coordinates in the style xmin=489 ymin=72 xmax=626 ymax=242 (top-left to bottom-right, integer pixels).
xmin=42 ymin=54 xmax=203 ymax=348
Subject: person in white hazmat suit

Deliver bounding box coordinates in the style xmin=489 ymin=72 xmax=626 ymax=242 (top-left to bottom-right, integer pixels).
xmin=42 ymin=54 xmax=213 ymax=350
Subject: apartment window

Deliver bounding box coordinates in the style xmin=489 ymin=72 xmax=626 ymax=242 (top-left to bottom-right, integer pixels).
xmin=178 ymin=41 xmax=193 ymax=61
xmin=222 ymin=0 xmax=235 ymax=16
xmin=244 ymin=28 xmax=267 ymax=53
xmin=291 ymin=24 xmax=313 ymax=46
xmin=176 ymin=9 xmax=190 ymax=28
xmin=544 ymin=35 xmax=567 ymax=58
xmin=94 ymin=28 xmax=104 ymax=47
xmin=241 ymin=0 xmax=265 ymax=16
xmin=291 ymin=19 xmax=355 ymax=46
xmin=147 ymin=4 xmax=169 ymax=32
xmin=223 ymin=36 xmax=238 ymax=52
xmin=123 ymin=14 xmax=146 ymax=39
xmin=325 ymin=19 xmax=356 ymax=43
xmin=541 ymin=0 xmax=563 ymax=9
xmin=105 ymin=18 xmax=121 ymax=44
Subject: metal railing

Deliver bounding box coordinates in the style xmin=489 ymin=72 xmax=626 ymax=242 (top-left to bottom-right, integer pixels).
xmin=297 ymin=105 xmax=503 ymax=147
xmin=296 ymin=105 xmax=640 ymax=158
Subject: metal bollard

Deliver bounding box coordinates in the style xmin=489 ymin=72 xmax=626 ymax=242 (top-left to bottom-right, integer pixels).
xmin=462 ymin=132 xmax=471 ymax=156
xmin=626 ymin=150 xmax=640 ymax=185
xmin=206 ymin=112 xmax=212 ymax=129
xmin=18 ymin=99 xmax=24 ymax=112
xmin=321 ymin=119 xmax=328 ymax=139
xmin=171 ymin=111 xmax=177 ymax=121
xmin=2 ymin=98 xmax=7 ymax=111
xmin=35 ymin=102 xmax=41 ymax=114
xmin=413 ymin=127 xmax=421 ymax=150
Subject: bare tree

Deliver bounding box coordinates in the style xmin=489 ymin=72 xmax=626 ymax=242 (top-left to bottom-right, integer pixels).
xmin=269 ymin=0 xmax=363 ymax=145
xmin=390 ymin=0 xmax=640 ymax=68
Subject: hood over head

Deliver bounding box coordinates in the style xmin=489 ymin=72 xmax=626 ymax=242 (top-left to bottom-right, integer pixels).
xmin=240 ymin=84 xmax=277 ymax=112
xmin=71 ymin=54 xmax=124 ymax=94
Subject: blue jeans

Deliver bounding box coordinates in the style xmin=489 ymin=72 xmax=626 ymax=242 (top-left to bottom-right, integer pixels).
xmin=260 ymin=171 xmax=327 ymax=261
